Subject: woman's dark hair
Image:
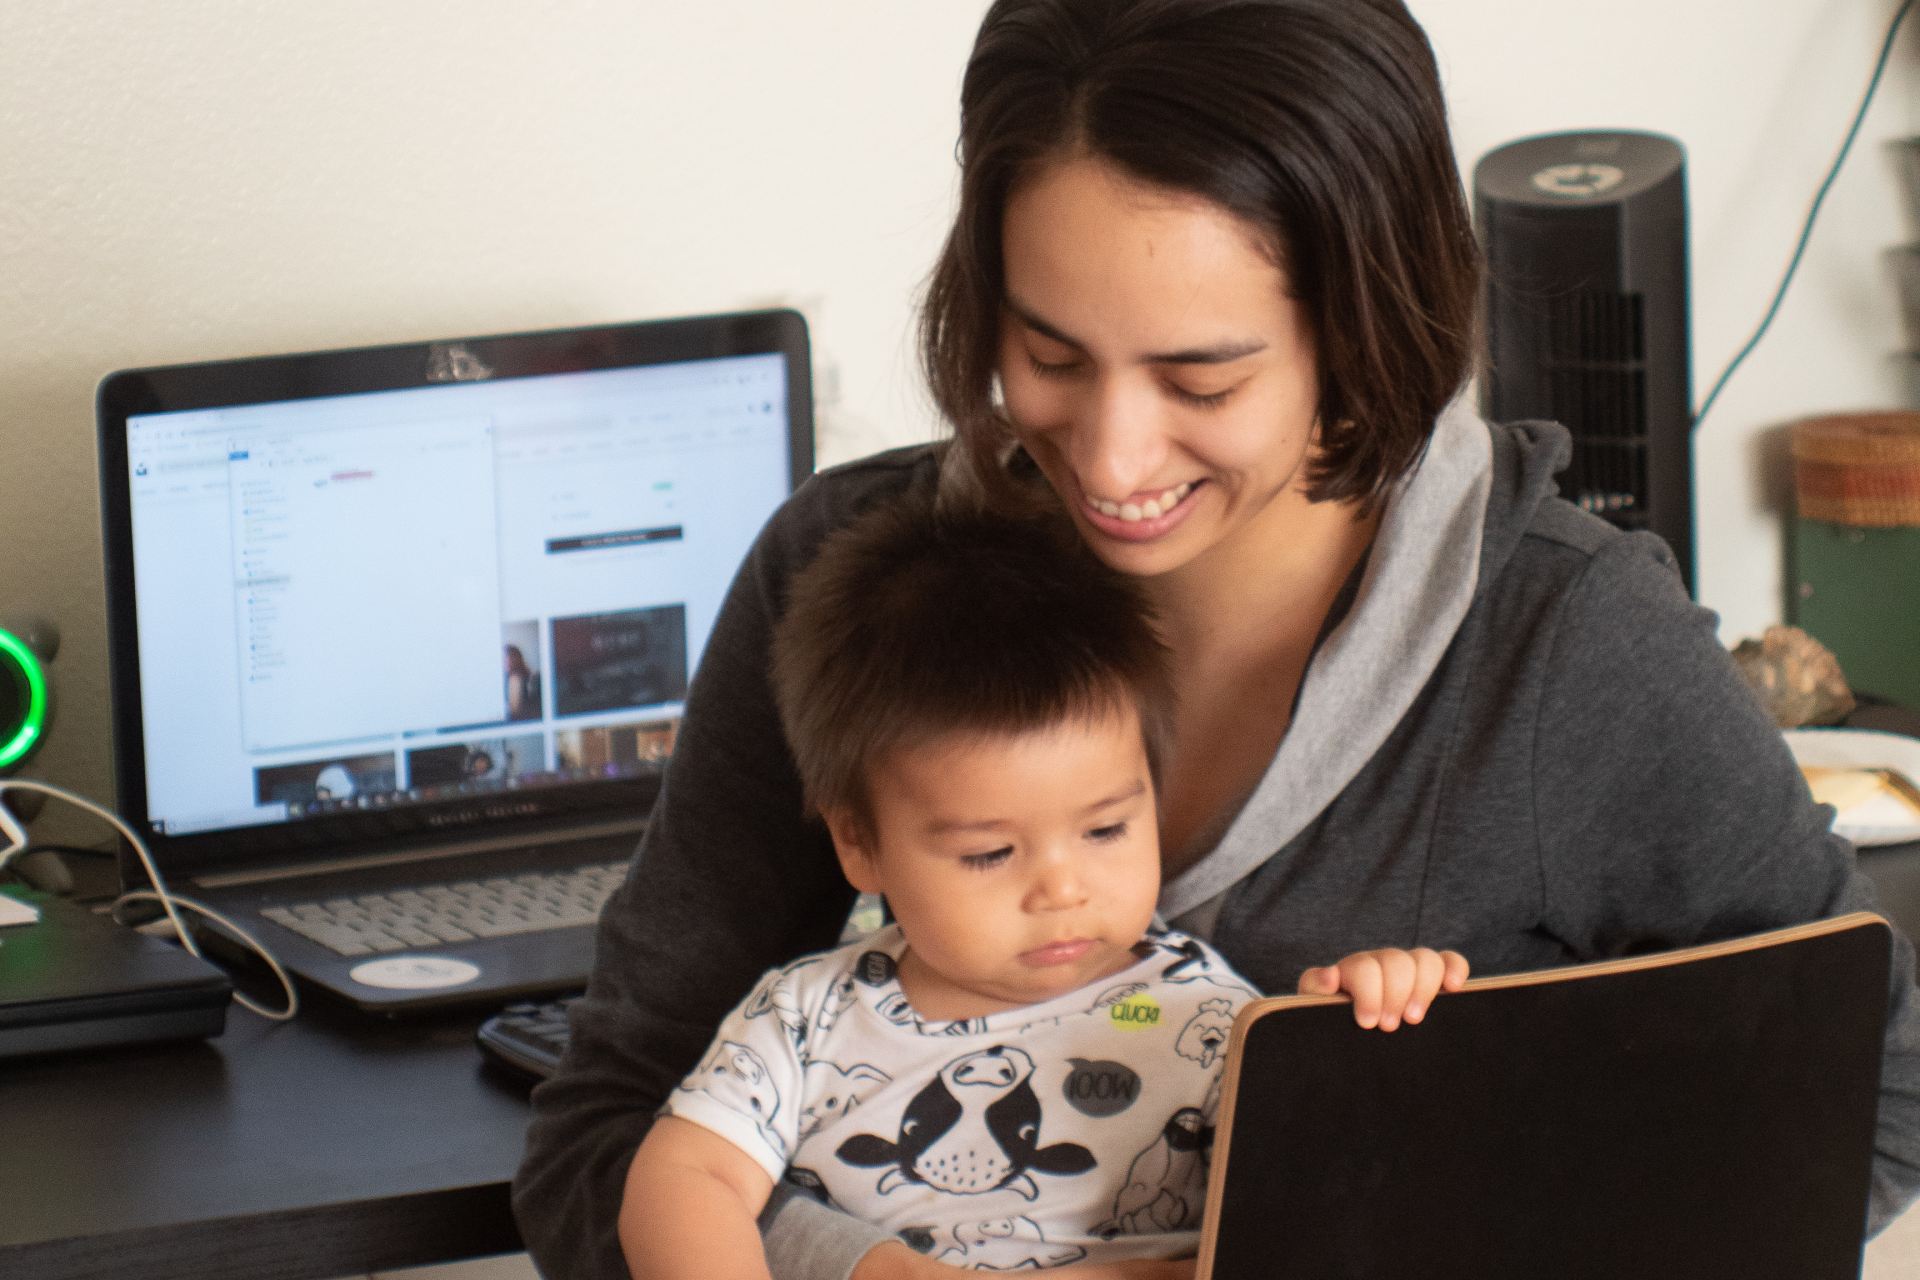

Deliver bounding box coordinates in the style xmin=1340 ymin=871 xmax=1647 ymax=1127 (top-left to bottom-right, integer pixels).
xmin=770 ymin=489 xmax=1174 ymax=834
xmin=922 ymin=0 xmax=1482 ymax=508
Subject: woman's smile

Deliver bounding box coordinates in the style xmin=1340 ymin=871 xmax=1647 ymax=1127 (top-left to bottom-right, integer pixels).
xmin=1080 ymin=479 xmax=1204 ymax=543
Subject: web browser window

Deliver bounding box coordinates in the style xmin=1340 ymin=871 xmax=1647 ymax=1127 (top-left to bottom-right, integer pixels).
xmin=125 ymin=353 xmax=789 ymax=836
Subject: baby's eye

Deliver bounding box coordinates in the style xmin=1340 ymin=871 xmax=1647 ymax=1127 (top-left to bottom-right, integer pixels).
xmin=961 ymin=847 xmax=1014 ymax=872
xmin=1087 ymin=822 xmax=1129 ymax=844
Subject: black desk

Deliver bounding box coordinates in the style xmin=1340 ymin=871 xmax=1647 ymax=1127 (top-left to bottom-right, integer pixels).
xmin=0 ymin=996 xmax=531 ymax=1280
xmin=1863 ymin=839 xmax=1920 ymax=947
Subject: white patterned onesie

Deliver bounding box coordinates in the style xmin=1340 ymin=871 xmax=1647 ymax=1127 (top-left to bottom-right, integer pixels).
xmin=662 ymin=926 xmax=1260 ymax=1270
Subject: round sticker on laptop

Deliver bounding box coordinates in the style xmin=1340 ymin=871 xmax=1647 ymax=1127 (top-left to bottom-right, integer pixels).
xmin=349 ymin=956 xmax=482 ymax=990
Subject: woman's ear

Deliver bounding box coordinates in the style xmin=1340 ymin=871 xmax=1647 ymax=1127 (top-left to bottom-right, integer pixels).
xmin=822 ymin=807 xmax=883 ymax=896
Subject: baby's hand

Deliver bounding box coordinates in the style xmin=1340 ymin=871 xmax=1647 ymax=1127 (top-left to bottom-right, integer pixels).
xmin=1296 ymin=947 xmax=1468 ymax=1031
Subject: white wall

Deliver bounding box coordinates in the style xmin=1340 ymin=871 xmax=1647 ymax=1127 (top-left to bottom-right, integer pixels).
xmin=2 ymin=1 xmax=1914 ymax=822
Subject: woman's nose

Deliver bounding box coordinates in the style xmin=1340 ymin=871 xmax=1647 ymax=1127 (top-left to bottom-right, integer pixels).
xmin=1066 ymin=378 xmax=1169 ymax=501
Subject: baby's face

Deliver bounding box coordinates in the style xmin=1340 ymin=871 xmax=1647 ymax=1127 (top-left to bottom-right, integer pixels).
xmin=833 ymin=707 xmax=1161 ymax=1020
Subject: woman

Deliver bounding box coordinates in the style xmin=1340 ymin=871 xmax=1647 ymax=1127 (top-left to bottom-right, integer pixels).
xmin=516 ymin=2 xmax=1920 ymax=1277
xmin=505 ymin=643 xmax=539 ymax=722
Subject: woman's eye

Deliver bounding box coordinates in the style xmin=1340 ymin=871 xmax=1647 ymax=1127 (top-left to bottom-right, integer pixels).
xmin=1168 ymin=382 xmax=1235 ymax=410
xmin=1026 ymin=353 xmax=1080 ymax=379
xmin=961 ymin=847 xmax=1014 ymax=871
xmin=1087 ymin=822 xmax=1129 ymax=844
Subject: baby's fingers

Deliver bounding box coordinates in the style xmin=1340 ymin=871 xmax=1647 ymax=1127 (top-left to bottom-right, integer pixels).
xmin=1403 ymin=949 xmax=1446 ymax=1024
xmin=1296 ymin=965 xmax=1341 ymax=996
xmin=1404 ymin=949 xmax=1472 ymax=1024
xmin=1341 ymin=955 xmax=1388 ymax=1029
xmin=1371 ymin=950 xmax=1419 ymax=1031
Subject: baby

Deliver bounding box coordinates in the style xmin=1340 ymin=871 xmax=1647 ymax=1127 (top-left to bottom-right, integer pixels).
xmin=622 ymin=491 xmax=1465 ymax=1276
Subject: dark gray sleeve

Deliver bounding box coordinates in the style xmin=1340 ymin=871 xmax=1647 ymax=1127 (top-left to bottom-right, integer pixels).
xmin=1530 ymin=534 xmax=1920 ymax=1234
xmin=512 ymin=455 xmax=930 ymax=1279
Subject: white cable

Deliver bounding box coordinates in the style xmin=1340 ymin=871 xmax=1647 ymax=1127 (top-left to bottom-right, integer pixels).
xmin=0 ymin=778 xmax=298 ymax=1021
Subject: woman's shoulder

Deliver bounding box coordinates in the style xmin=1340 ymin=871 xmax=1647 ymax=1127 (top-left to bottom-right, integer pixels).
xmin=752 ymin=442 xmax=945 ymax=559
xmin=730 ymin=442 xmax=947 ymax=599
xmin=792 ymin=441 xmax=945 ymax=516
xmin=1478 ymin=420 xmax=1693 ymax=622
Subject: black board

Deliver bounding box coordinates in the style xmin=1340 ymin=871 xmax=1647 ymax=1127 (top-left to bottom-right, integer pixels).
xmin=1198 ymin=913 xmax=1894 ymax=1280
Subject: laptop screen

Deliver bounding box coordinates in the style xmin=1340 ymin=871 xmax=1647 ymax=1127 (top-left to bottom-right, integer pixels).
xmin=99 ymin=314 xmax=809 ymax=863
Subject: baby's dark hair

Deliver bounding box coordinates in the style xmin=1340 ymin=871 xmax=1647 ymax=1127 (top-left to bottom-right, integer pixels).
xmin=771 ymin=489 xmax=1173 ymax=833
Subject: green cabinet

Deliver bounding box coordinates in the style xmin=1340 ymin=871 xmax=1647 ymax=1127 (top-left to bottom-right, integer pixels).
xmin=1790 ymin=519 xmax=1920 ymax=707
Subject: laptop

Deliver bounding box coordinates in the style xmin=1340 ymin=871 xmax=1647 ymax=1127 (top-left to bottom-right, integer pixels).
xmin=96 ymin=310 xmax=812 ymax=1014
xmin=0 ymin=888 xmax=232 ymax=1057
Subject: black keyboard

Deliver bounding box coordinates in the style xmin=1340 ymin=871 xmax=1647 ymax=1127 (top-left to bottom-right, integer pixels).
xmin=477 ymin=994 xmax=578 ymax=1081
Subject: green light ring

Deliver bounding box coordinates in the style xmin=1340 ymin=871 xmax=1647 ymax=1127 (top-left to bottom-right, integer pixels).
xmin=0 ymin=628 xmax=48 ymax=770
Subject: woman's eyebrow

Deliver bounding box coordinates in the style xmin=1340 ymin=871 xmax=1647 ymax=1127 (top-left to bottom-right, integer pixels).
xmin=1005 ymin=296 xmax=1267 ymax=366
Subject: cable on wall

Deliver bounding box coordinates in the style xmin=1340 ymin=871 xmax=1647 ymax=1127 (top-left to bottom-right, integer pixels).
xmin=1693 ymin=0 xmax=1916 ymax=432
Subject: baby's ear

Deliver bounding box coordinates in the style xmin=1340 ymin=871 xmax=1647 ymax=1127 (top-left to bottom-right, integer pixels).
xmin=822 ymin=807 xmax=883 ymax=896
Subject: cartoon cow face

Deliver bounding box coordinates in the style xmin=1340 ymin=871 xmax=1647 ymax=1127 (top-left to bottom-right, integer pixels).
xmin=944 ymin=1046 xmax=1028 ymax=1090
xmin=875 ymin=991 xmax=917 ymax=1028
xmin=745 ymin=981 xmax=810 ymax=1052
xmin=835 ymin=1044 xmax=1094 ymax=1199
xmin=696 ymin=1040 xmax=783 ymax=1150
xmin=1175 ymin=998 xmax=1236 ymax=1069
xmin=799 ymin=1060 xmax=890 ymax=1138
xmin=817 ymin=972 xmax=860 ymax=1033
xmin=945 ymin=1216 xmax=1087 ymax=1268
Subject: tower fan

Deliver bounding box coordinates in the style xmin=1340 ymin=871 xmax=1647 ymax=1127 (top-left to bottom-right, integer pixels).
xmin=1474 ymin=130 xmax=1694 ymax=593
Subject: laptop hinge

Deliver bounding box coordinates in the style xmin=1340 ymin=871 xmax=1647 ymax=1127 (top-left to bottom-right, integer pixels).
xmin=192 ymin=816 xmax=645 ymax=889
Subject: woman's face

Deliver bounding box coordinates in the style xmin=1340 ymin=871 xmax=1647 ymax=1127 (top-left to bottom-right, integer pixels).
xmin=997 ymin=156 xmax=1322 ymax=582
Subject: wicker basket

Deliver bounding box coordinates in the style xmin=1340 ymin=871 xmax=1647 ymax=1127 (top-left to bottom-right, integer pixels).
xmin=1791 ymin=412 xmax=1920 ymax=527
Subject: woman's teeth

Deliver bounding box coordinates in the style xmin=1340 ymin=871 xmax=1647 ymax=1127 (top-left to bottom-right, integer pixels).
xmin=1091 ymin=482 xmax=1193 ymax=523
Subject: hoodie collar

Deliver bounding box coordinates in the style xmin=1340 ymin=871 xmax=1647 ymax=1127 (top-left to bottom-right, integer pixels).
xmin=1160 ymin=397 xmax=1495 ymax=920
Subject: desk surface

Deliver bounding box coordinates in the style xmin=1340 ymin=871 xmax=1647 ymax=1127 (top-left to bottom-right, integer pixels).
xmin=0 ymin=994 xmax=531 ymax=1280
xmin=4 ymin=779 xmax=1920 ymax=1280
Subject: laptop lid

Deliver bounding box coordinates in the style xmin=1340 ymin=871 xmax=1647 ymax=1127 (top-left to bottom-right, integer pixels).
xmin=98 ymin=310 xmax=812 ymax=888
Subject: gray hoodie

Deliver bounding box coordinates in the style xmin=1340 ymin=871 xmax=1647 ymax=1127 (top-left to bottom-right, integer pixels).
xmin=514 ymin=408 xmax=1920 ymax=1279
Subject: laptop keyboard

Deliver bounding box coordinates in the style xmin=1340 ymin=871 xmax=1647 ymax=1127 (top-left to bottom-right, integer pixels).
xmin=260 ymin=862 xmax=625 ymax=956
